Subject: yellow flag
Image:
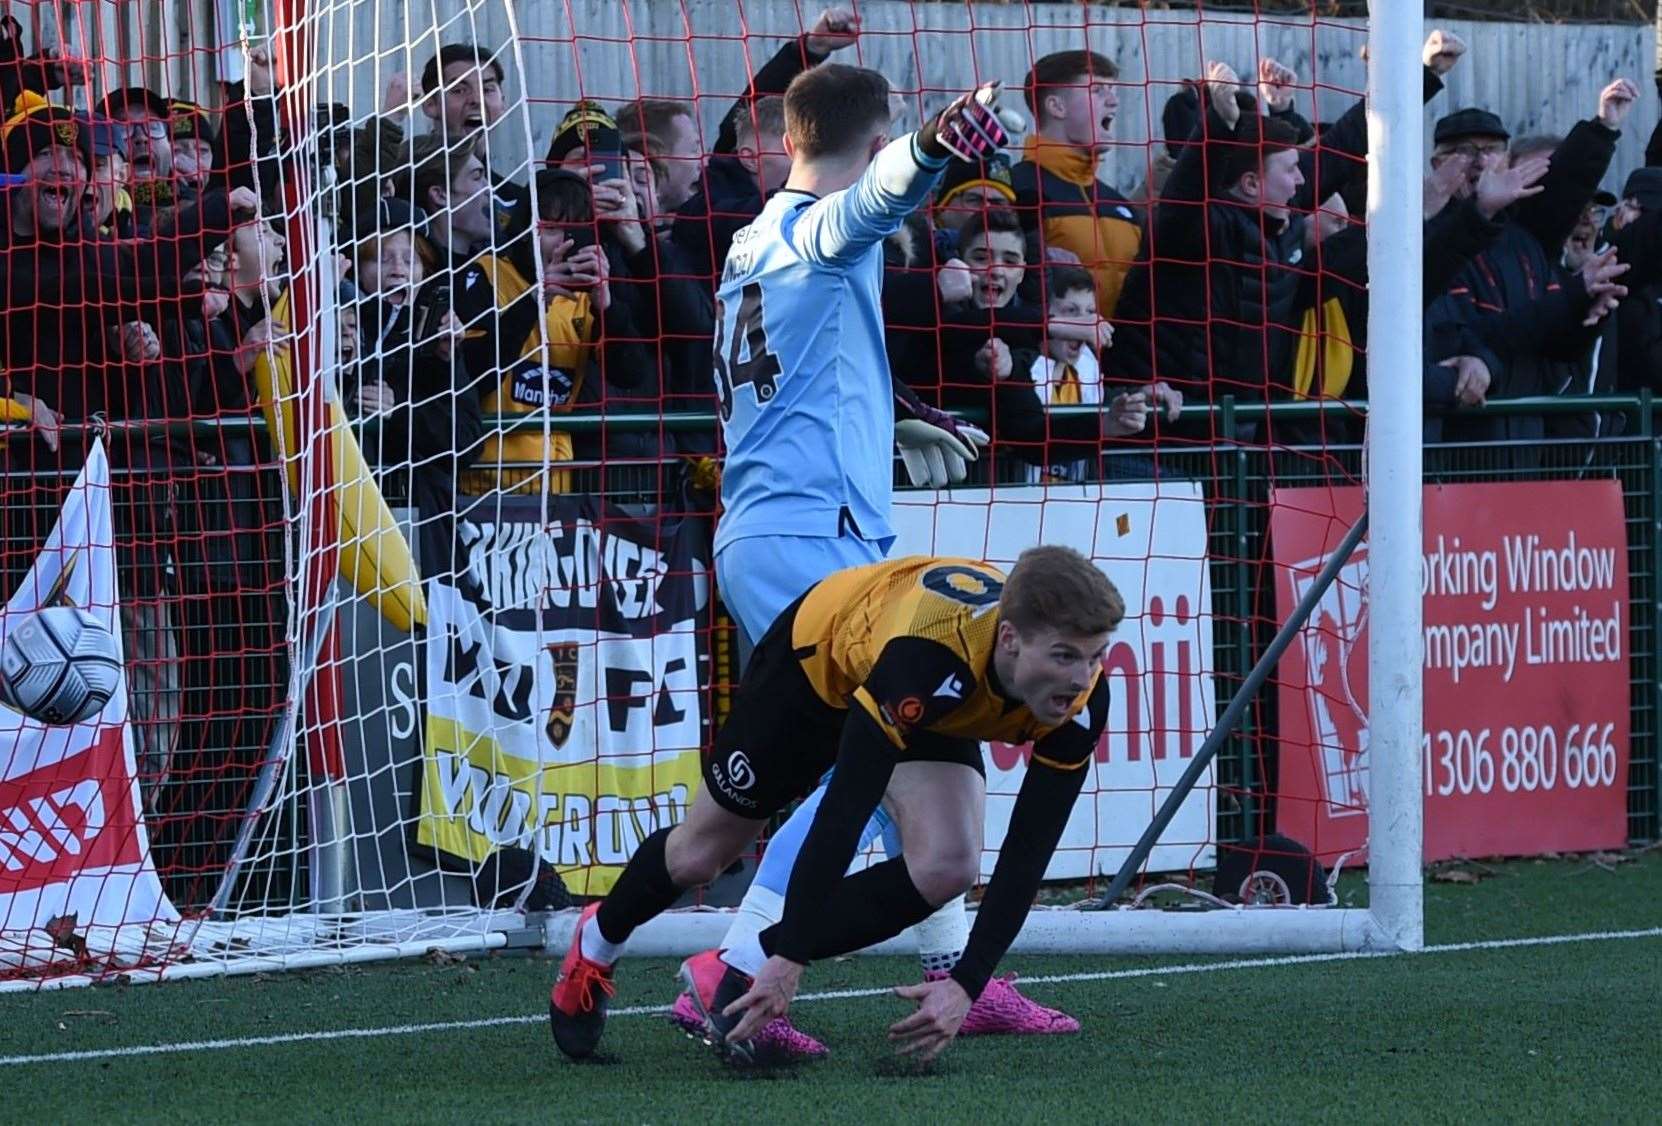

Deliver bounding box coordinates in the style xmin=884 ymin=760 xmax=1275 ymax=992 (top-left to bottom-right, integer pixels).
xmin=253 ymin=290 xmax=427 ymax=631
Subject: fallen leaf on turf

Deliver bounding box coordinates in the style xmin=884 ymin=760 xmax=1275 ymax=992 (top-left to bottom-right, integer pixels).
xmin=1431 ymin=868 xmax=1482 ymax=884
xmin=44 ymin=914 xmax=89 ymax=959
xmin=424 ymin=948 xmax=466 ymax=966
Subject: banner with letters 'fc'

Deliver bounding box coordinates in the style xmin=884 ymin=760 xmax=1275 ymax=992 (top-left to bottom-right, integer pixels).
xmin=1273 ymin=480 xmax=1630 ymax=862
xmin=418 ymin=496 xmax=709 ymax=895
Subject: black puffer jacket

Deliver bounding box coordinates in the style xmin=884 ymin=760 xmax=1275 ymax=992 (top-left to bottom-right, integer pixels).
xmin=1108 ymin=94 xmax=1369 ymax=415
xmin=1430 ymin=117 xmax=1618 ymax=447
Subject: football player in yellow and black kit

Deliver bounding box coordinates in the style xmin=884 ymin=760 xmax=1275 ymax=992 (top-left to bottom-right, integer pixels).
xmin=552 ymin=545 xmax=1124 ymax=1065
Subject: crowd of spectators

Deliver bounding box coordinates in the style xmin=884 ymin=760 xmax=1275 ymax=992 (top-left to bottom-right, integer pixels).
xmin=0 ymin=10 xmax=1655 ymax=505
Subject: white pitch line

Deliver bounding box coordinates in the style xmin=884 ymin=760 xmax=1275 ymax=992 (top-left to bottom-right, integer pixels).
xmin=2 ymin=925 xmax=1657 ymax=1068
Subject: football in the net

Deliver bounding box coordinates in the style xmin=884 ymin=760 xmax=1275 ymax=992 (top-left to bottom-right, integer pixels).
xmin=0 ymin=606 xmax=122 ymax=725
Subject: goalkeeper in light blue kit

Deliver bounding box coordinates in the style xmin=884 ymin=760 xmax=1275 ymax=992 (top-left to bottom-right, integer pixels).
xmin=676 ymin=62 xmax=1081 ymax=1058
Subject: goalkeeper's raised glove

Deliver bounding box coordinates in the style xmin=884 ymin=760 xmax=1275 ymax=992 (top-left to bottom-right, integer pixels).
xmin=917 ymin=81 xmax=1023 ymax=165
xmin=894 ymin=417 xmax=991 ymax=489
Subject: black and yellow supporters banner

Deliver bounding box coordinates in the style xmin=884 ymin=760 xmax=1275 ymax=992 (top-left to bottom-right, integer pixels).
xmin=418 ymin=495 xmax=710 ymax=895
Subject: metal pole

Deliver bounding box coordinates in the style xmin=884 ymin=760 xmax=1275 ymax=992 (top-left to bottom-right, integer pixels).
xmin=1092 ymin=514 xmax=1369 ymax=909
xmin=1364 ymin=0 xmax=1425 ymax=951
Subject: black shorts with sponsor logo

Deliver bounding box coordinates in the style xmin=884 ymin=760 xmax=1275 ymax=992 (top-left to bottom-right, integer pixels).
xmin=702 ymin=597 xmax=984 ymax=819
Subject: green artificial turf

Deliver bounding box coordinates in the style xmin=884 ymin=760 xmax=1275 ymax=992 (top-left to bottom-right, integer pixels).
xmin=1 ymin=852 xmax=1658 ymax=1124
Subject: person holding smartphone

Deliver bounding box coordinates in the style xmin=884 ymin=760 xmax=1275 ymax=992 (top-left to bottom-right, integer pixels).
xmin=346 ymin=196 xmax=481 ymax=504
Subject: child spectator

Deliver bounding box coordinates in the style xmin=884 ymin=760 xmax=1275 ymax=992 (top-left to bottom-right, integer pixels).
xmin=930 ymin=157 xmax=1017 ymax=261
xmin=908 ymin=208 xmax=1146 ymax=468
xmin=347 ymin=197 xmax=480 ymax=504
xmin=1025 ymin=265 xmax=1154 ymax=480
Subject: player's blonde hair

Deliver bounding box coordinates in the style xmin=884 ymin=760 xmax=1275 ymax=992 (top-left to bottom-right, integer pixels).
xmin=1002 ymin=545 xmax=1124 ymax=637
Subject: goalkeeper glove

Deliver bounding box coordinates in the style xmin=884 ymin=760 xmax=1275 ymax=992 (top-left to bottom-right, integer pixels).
xmin=894 ymin=417 xmax=990 ymax=489
xmin=917 ymin=81 xmax=1022 ymax=165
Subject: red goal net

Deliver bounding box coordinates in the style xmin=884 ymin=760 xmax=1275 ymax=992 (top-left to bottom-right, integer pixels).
xmin=0 ymin=0 xmax=1642 ymax=985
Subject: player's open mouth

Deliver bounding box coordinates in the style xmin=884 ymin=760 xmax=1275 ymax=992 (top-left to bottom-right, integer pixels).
xmin=1050 ymin=693 xmax=1074 ymax=711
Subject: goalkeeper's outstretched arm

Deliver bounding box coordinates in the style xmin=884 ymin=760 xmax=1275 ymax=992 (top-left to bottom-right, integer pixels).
xmin=789 ymin=83 xmax=1018 ymax=270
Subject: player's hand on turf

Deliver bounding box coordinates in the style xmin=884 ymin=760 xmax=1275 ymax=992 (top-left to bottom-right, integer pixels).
xmin=919 ymin=82 xmax=1020 ymax=164
xmin=805 ymin=7 xmax=859 ymax=55
xmin=889 ymin=976 xmax=972 ymax=1062
xmin=938 ymin=257 xmax=974 ymax=304
xmin=723 ymin=955 xmax=804 ymax=1045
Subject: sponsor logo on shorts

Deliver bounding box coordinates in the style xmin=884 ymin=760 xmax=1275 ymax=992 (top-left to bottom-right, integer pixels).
xmin=895 ymin=697 xmax=924 ymax=725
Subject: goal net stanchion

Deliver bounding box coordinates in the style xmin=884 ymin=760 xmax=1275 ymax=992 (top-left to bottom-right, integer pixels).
xmin=0 ymin=0 xmax=1426 ymax=987
xmin=1358 ymin=0 xmax=1425 ymax=954
xmin=1068 ymin=0 xmax=1425 ymax=958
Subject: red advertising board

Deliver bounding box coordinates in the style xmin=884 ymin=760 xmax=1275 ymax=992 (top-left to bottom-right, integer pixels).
xmin=1272 ymin=481 xmax=1629 ymax=862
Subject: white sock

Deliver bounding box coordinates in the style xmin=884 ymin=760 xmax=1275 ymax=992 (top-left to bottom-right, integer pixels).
xmin=720 ymin=931 xmax=766 ymax=977
xmin=579 ymin=913 xmax=625 ymax=965
xmin=913 ymin=894 xmax=969 ymax=975
xmin=720 ymin=883 xmax=784 ymax=954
